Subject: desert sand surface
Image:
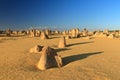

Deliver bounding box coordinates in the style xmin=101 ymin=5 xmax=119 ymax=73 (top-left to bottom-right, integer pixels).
xmin=0 ymin=36 xmax=120 ymax=80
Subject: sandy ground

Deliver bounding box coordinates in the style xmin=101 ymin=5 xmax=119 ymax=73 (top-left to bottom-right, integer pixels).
xmin=0 ymin=36 xmax=120 ymax=80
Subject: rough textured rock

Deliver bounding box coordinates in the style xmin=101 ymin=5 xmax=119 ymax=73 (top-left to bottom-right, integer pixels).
xmin=30 ymin=29 xmax=36 ymax=37
xmin=6 ymin=28 xmax=12 ymax=36
xmin=82 ymin=28 xmax=88 ymax=37
xmin=29 ymin=45 xmax=43 ymax=53
xmin=71 ymin=29 xmax=76 ymax=38
xmin=36 ymin=46 xmax=62 ymax=70
xmin=58 ymin=36 xmax=66 ymax=48
xmin=45 ymin=29 xmax=51 ymax=35
xmin=35 ymin=30 xmax=41 ymax=37
xmin=108 ymin=34 xmax=115 ymax=39
xmin=65 ymin=35 xmax=71 ymax=39
xmin=40 ymin=31 xmax=49 ymax=39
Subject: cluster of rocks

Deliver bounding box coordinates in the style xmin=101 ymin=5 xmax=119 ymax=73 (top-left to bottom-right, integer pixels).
xmin=0 ymin=28 xmax=50 ymax=39
xmin=0 ymin=28 xmax=120 ymax=39
xmin=1 ymin=28 xmax=120 ymax=71
xmin=61 ymin=28 xmax=120 ymax=39
xmin=29 ymin=36 xmax=67 ymax=70
xmin=29 ymin=45 xmax=63 ymax=70
xmin=93 ymin=29 xmax=120 ymax=39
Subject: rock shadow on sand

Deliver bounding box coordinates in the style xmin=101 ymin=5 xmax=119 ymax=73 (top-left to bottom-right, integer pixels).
xmin=63 ymin=51 xmax=103 ymax=66
xmin=55 ymin=48 xmax=71 ymax=52
xmin=67 ymin=41 xmax=94 ymax=47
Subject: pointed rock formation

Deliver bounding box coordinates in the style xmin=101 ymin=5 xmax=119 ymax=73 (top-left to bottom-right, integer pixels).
xmin=55 ymin=30 xmax=60 ymax=34
xmin=75 ymin=28 xmax=80 ymax=37
xmin=99 ymin=33 xmax=107 ymax=38
xmin=62 ymin=31 xmax=67 ymax=35
xmin=82 ymin=28 xmax=88 ymax=37
xmin=6 ymin=28 xmax=12 ymax=37
xmin=35 ymin=30 xmax=41 ymax=37
xmin=45 ymin=29 xmax=51 ymax=35
xmin=29 ymin=45 xmax=43 ymax=53
xmin=13 ymin=31 xmax=19 ymax=35
xmin=103 ymin=29 xmax=109 ymax=34
xmin=40 ymin=31 xmax=49 ymax=39
xmin=36 ymin=46 xmax=62 ymax=70
xmin=65 ymin=35 xmax=71 ymax=39
xmin=30 ymin=29 xmax=36 ymax=37
xmin=71 ymin=29 xmax=76 ymax=38
xmin=108 ymin=34 xmax=115 ymax=39
xmin=58 ymin=36 xmax=66 ymax=48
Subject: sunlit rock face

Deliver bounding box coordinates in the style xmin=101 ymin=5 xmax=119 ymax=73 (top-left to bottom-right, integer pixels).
xmin=29 ymin=45 xmax=43 ymax=53
xmin=40 ymin=31 xmax=49 ymax=39
xmin=58 ymin=36 xmax=66 ymax=48
xmin=36 ymin=46 xmax=62 ymax=70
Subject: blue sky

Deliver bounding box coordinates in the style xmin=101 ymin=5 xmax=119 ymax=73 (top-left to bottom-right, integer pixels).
xmin=0 ymin=0 xmax=120 ymax=30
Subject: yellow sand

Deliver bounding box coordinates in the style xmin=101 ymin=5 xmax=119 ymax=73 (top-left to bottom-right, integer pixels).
xmin=0 ymin=36 xmax=120 ymax=80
